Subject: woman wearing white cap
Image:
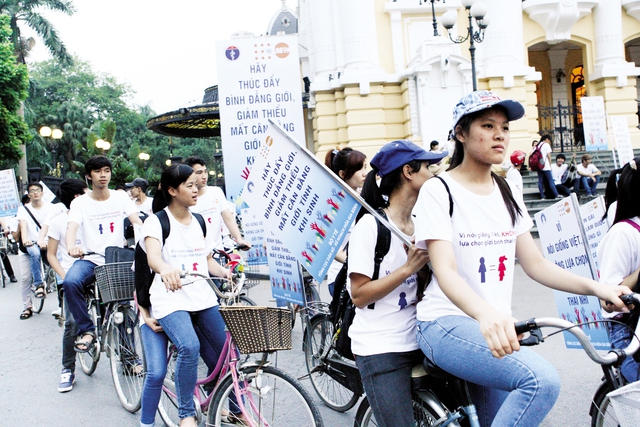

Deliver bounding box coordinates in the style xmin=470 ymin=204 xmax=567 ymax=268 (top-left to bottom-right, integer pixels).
xmin=413 ymin=91 xmax=629 ymax=426
xmin=348 ymin=140 xmax=445 ymax=427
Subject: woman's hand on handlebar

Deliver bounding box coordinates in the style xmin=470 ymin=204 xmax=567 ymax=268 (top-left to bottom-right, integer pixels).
xmin=160 ymin=265 xmax=183 ymax=292
xmin=477 ymin=309 xmax=521 ymax=359
xmin=68 ymin=246 xmax=85 ymax=258
xmin=596 ymin=285 xmax=632 ymax=313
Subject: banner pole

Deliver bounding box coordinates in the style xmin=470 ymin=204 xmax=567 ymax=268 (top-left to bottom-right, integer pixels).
xmin=268 ymin=119 xmax=412 ymax=247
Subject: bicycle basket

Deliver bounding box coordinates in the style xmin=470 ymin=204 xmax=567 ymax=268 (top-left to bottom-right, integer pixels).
xmin=94 ymin=261 xmax=135 ymax=303
xmin=607 ymin=381 xmax=640 ymax=427
xmin=219 ymin=306 xmax=292 ymax=354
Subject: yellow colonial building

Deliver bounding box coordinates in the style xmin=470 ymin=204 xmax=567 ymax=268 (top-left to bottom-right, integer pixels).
xmin=289 ymin=0 xmax=640 ymax=158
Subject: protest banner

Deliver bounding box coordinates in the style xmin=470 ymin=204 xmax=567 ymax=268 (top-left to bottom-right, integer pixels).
xmin=265 ymin=232 xmax=304 ymax=305
xmin=0 ymin=169 xmax=20 ymax=217
xmin=580 ymin=96 xmax=608 ymax=152
xmin=242 ymin=120 xmax=411 ymax=284
xmin=240 ymin=208 xmax=268 ymax=265
xmin=579 ymin=196 xmax=609 ymax=275
xmin=610 ymin=115 xmax=634 ymax=167
xmin=215 ymin=34 xmax=306 ymax=212
xmin=535 ymin=194 xmax=610 ymax=350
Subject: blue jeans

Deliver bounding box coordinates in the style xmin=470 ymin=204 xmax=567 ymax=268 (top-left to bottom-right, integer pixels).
xmin=62 ymin=260 xmax=97 ymax=336
xmin=537 ymin=170 xmax=559 ymax=199
xmin=355 ymin=350 xmax=423 ymax=427
xmin=140 ymin=324 xmax=169 ymax=426
xmin=607 ymin=321 xmax=640 ymax=383
xmin=62 ymin=294 xmax=77 ymax=372
xmin=26 ymin=245 xmax=43 ymax=285
xmin=574 ymin=176 xmax=600 ymax=196
xmin=158 ymin=306 xmax=227 ymax=420
xmin=417 ymin=316 xmax=560 ymax=427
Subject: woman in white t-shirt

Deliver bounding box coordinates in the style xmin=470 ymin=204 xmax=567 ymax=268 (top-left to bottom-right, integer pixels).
xmin=139 ymin=164 xmax=230 ymax=427
xmin=324 ymin=147 xmax=367 ymax=296
xmin=348 ymin=139 xmax=444 ymax=427
xmin=597 ymin=157 xmax=640 ymax=383
xmin=413 ymin=90 xmax=629 ymax=427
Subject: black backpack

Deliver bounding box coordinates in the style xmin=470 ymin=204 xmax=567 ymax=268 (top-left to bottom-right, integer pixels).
xmin=135 ymin=210 xmax=207 ymax=309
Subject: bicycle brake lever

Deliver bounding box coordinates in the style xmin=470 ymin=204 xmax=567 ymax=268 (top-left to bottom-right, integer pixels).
xmin=519 ymin=328 xmax=544 ymax=346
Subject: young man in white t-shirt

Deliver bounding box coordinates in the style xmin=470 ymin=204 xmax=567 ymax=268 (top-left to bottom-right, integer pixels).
xmin=551 ymin=153 xmax=573 ymax=197
xmin=575 ymin=153 xmax=601 ymax=198
xmin=183 ymin=156 xmax=251 ymax=250
xmin=17 ymin=182 xmax=52 ymax=319
xmin=126 ymin=177 xmax=153 ymax=215
xmin=64 ymin=156 xmax=142 ymax=352
xmin=47 ymin=179 xmax=88 ymax=392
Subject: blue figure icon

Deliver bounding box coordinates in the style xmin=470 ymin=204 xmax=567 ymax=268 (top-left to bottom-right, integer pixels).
xmin=98 ymin=224 xmax=104 ymax=235
xmin=478 ymin=257 xmax=486 ymax=283
xmin=398 ymin=292 xmax=407 ymax=310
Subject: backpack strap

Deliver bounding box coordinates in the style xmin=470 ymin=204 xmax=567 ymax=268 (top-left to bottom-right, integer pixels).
xmin=621 ymin=219 xmax=640 ymax=233
xmin=192 ymin=212 xmax=207 ymax=238
xmin=367 ymin=209 xmax=392 ymax=310
xmin=432 ymin=175 xmax=454 ymax=217
xmin=157 ymin=209 xmax=207 ymax=246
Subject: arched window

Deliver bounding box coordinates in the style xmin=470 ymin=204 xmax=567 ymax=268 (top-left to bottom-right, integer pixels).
xmin=571 ymin=65 xmax=586 ymax=124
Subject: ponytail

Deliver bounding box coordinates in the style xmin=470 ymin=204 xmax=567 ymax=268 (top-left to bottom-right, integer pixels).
xmin=492 ymin=172 xmax=522 ymax=227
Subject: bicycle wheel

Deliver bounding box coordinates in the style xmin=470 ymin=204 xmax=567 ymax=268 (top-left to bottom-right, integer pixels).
xmin=354 ymin=391 xmax=450 ymax=427
xmin=108 ymin=306 xmax=145 ymax=413
xmin=78 ymin=295 xmax=100 ymax=375
xmin=158 ymin=348 xmax=180 ymax=427
xmin=304 ymin=314 xmax=359 ymax=411
xmin=31 ymin=284 xmax=45 ymax=314
xmin=207 ymin=365 xmax=324 ymax=427
xmin=591 ymin=381 xmax=620 ymax=427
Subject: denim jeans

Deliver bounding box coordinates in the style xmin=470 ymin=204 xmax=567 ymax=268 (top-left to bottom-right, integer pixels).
xmin=607 ymin=321 xmax=640 ymax=382
xmin=62 ymin=260 xmax=97 ymax=336
xmin=574 ymin=176 xmax=600 ymax=196
xmin=158 ymin=306 xmax=227 ymax=420
xmin=140 ymin=323 xmax=169 ymax=426
xmin=355 ymin=350 xmax=423 ymax=427
xmin=26 ymin=244 xmax=43 ymax=285
xmin=62 ymin=294 xmax=78 ymax=372
xmin=537 ymin=170 xmax=559 ymax=198
xmin=417 ymin=316 xmax=560 ymax=427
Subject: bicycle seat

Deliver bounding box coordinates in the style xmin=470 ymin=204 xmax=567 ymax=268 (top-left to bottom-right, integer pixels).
xmin=423 ymin=357 xmax=456 ymax=380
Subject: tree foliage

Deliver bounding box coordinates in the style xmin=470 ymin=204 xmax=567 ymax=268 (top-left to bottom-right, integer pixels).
xmin=0 ymin=14 xmax=28 ymax=169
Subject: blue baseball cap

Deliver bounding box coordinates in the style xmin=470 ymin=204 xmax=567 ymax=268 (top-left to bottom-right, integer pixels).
xmin=452 ymin=90 xmax=525 ymax=129
xmin=371 ymin=140 xmax=447 ymax=177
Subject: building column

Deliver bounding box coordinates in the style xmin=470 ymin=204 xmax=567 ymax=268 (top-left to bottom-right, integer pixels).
xmin=306 ymin=0 xmax=337 ymax=89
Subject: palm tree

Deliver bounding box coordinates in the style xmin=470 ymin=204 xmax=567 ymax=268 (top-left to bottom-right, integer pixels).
xmin=0 ymin=0 xmax=75 ymax=65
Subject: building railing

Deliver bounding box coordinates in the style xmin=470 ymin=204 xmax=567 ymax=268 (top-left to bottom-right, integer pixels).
xmin=537 ymin=101 xmax=584 ymax=152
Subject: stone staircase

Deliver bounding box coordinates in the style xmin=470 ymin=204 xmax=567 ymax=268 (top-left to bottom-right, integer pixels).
xmin=521 ymin=149 xmax=637 ymax=237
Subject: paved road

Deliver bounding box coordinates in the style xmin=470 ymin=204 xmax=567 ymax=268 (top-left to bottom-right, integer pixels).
xmin=0 ymin=250 xmax=604 ymax=426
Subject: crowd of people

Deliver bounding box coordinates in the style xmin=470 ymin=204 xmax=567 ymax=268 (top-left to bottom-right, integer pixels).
xmin=1 ymin=90 xmax=636 ymax=427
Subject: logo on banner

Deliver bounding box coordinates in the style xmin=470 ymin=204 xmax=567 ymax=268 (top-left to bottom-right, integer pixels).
xmin=225 ymin=46 xmax=240 ymax=61
xmin=275 ymin=43 xmax=290 ymax=58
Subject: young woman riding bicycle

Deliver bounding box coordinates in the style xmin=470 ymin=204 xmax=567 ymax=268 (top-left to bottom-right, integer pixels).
xmin=413 ymin=91 xmax=630 ymax=426
xmin=348 ymin=140 xmax=445 ymax=427
xmin=138 ymin=164 xmax=231 ymax=427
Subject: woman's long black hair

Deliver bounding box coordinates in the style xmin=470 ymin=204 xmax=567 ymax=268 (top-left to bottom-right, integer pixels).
xmin=449 ymin=107 xmax=522 ymax=226
xmin=612 ymin=157 xmax=640 ymax=225
xmin=602 ymin=167 xmax=622 ymax=222
xmin=152 ymin=164 xmax=195 ymax=213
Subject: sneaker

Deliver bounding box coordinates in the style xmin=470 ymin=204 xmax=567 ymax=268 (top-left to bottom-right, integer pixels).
xmin=58 ymin=369 xmax=75 ymax=393
xmin=9 ymin=276 xmax=17 ymax=283
xmin=51 ymin=307 xmax=62 ymax=319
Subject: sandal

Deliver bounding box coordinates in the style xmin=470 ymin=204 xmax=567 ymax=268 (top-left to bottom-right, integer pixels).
xmin=34 ymin=285 xmax=45 ymax=299
xmin=74 ymin=331 xmax=97 ymax=353
xmin=19 ymin=308 xmax=33 ymax=320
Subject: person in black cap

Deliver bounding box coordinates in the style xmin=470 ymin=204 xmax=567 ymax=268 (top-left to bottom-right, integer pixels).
xmin=347 ymin=139 xmax=443 ymax=427
xmin=126 ymin=177 xmax=153 ymax=215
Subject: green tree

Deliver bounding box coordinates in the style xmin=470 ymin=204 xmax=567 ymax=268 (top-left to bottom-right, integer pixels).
xmin=0 ymin=0 xmax=74 ymax=65
xmin=0 ymin=14 xmax=28 ymax=169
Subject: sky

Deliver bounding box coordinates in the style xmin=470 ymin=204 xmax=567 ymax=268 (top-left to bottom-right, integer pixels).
xmin=24 ymin=0 xmax=290 ymax=115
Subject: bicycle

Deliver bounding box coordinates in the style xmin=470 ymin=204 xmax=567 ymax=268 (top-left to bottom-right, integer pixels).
xmin=213 ymin=246 xmax=256 ymax=307
xmin=157 ymin=271 xmax=324 ymax=427
xmin=67 ymin=251 xmax=146 ymax=413
xmin=25 ymin=243 xmax=56 ymax=314
xmin=514 ymin=293 xmax=640 ymax=427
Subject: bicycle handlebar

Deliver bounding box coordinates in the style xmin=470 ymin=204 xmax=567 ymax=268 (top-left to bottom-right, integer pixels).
xmin=178 ymin=270 xmax=247 ymax=301
xmin=514 ymin=293 xmax=640 ymax=366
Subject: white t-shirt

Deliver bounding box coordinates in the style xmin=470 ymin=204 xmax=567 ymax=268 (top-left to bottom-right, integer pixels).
xmin=577 ymin=163 xmax=599 ymax=176
xmin=505 ymin=167 xmax=523 ymax=194
xmin=347 ymin=214 xmax=419 ymax=356
xmin=190 ymin=186 xmax=228 ymax=248
xmin=551 ymin=163 xmax=568 ymax=185
xmin=43 ymin=202 xmax=67 ymax=226
xmin=140 ymin=208 xmax=218 ymax=319
xmin=540 ymin=142 xmax=552 ymax=171
xmin=414 ymin=172 xmax=533 ymax=321
xmin=17 ymin=202 xmax=52 ymax=242
xmin=68 ymin=190 xmax=137 ymax=265
xmin=47 ymin=211 xmax=83 ymax=272
xmin=597 ymin=217 xmax=640 ymax=318
xmin=136 ymin=197 xmax=154 ymax=216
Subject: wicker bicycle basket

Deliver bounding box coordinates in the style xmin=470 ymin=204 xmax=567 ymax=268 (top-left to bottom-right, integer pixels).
xmin=607 ymin=381 xmax=640 ymax=427
xmin=219 ymin=306 xmax=292 ymax=354
xmin=94 ymin=261 xmax=135 ymax=304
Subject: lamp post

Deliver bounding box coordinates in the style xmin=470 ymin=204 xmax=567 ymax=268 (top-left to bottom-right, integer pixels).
xmin=420 ymin=0 xmax=445 ymax=37
xmin=95 ymin=138 xmax=111 ymax=151
xmin=39 ymin=126 xmax=63 ymax=172
xmin=440 ymin=0 xmax=490 ymax=91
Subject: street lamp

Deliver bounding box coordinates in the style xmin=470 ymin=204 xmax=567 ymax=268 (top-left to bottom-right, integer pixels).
xmin=138 ymin=152 xmax=150 ymax=161
xmin=440 ymin=0 xmax=490 ymax=91
xmin=39 ymin=126 xmax=63 ymax=172
xmin=420 ymin=0 xmax=445 ymax=37
xmin=95 ymin=138 xmax=111 ymax=151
